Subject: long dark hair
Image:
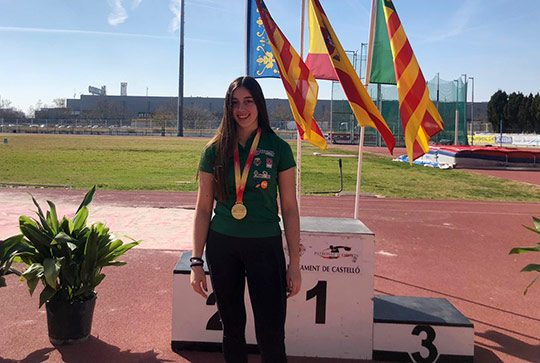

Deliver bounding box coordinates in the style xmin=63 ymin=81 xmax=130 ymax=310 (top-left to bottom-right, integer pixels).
xmin=207 ymin=76 xmax=274 ymax=202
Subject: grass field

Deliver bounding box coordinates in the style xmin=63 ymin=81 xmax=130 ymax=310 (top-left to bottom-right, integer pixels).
xmin=2 ymin=133 xmax=540 ymax=202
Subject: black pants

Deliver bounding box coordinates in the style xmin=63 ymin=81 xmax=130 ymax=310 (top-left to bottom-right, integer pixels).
xmin=206 ymin=229 xmax=288 ymax=363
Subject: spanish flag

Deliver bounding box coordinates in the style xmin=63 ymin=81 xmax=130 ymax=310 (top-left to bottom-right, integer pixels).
xmin=256 ymin=0 xmax=327 ymax=150
xmin=309 ymin=0 xmax=395 ymax=153
xmin=368 ymin=0 xmax=444 ymax=162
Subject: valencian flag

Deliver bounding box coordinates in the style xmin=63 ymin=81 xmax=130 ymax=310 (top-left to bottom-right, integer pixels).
xmin=368 ymin=0 xmax=444 ymax=161
xmin=309 ymin=0 xmax=395 ymax=153
xmin=255 ymin=0 xmax=327 ymax=150
xmin=246 ymin=0 xmax=279 ymax=78
xmin=305 ymin=0 xmax=337 ymax=81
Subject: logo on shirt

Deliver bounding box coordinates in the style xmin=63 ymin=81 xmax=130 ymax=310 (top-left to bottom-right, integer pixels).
xmin=253 ymin=170 xmax=271 ymax=179
xmin=256 ymin=148 xmax=275 ymax=157
xmin=266 ymin=158 xmax=273 ymax=169
xmin=254 ymin=157 xmax=261 ymax=166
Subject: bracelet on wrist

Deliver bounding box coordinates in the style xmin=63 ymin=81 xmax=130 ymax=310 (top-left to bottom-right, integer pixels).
xmin=190 ymin=256 xmax=204 ymax=268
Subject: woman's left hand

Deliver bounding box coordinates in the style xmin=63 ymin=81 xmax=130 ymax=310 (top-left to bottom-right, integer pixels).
xmin=286 ymin=264 xmax=302 ymax=298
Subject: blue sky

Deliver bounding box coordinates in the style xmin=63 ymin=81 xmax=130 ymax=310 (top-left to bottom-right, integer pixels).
xmin=1 ymin=0 xmax=539 ymax=115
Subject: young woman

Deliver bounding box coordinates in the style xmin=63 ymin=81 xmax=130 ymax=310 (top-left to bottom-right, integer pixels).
xmin=190 ymin=76 xmax=301 ymax=362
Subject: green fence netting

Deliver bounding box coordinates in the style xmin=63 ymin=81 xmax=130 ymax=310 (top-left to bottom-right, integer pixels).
xmin=328 ymin=52 xmax=468 ymax=147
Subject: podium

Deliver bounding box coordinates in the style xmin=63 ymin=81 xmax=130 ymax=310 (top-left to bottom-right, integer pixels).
xmin=172 ymin=217 xmax=375 ymax=359
xmin=171 ymin=217 xmax=474 ymax=361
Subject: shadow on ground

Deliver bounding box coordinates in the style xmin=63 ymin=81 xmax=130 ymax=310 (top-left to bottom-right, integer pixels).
xmin=0 ymin=348 xmax=55 ymax=363
xmin=476 ymin=330 xmax=540 ymax=363
xmin=56 ymin=336 xmax=173 ymax=363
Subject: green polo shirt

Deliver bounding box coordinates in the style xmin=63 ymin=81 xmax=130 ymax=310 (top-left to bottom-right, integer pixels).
xmin=199 ymin=129 xmax=296 ymax=238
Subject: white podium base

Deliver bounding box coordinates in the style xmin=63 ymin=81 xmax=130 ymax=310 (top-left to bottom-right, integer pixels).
xmin=373 ymin=295 xmax=474 ymax=362
xmin=172 ymin=217 xmax=375 ymax=360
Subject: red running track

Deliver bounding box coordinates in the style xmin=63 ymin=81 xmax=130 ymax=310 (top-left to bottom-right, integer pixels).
xmin=0 ymin=188 xmax=539 ymax=362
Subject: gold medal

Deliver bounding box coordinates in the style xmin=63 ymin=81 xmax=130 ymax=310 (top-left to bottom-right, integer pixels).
xmin=232 ymin=128 xmax=261 ymax=221
xmin=231 ymin=203 xmax=247 ymax=220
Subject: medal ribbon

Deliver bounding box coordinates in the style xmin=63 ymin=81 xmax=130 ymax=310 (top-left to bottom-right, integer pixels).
xmin=234 ymin=128 xmax=262 ymax=204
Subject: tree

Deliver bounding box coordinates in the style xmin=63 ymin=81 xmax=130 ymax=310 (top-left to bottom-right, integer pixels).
xmin=183 ymin=105 xmax=216 ymax=129
xmin=0 ymin=98 xmax=12 ymax=109
xmin=533 ymin=93 xmax=540 ymax=133
xmin=270 ymin=104 xmax=293 ymax=122
xmin=518 ymin=94 xmax=534 ymax=132
xmin=504 ymin=92 xmax=524 ymax=132
xmin=53 ymin=98 xmax=66 ymax=108
xmin=27 ymin=106 xmax=35 ymax=118
xmin=487 ymin=90 xmax=508 ymax=132
xmin=153 ymin=101 xmax=177 ymax=133
xmin=88 ymin=98 xmax=121 ymax=124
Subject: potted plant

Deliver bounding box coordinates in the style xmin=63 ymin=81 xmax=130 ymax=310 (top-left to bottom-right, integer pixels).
xmin=1 ymin=186 xmax=139 ymax=344
xmin=509 ymin=216 xmax=540 ymax=295
xmin=0 ymin=235 xmax=27 ymax=287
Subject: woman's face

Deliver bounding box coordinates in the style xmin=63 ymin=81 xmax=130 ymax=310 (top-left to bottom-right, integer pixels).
xmin=231 ymin=87 xmax=258 ymax=132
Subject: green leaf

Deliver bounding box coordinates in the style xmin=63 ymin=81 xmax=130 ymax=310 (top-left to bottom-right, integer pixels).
xmin=60 ymin=217 xmax=74 ymax=234
xmin=19 ymin=216 xmax=38 ymax=229
xmin=39 ymin=285 xmax=57 ymax=308
xmin=0 ymin=234 xmax=24 ymax=259
xmin=80 ymin=229 xmax=99 ymax=283
xmin=524 ymin=274 xmax=540 ymax=295
xmin=61 ymin=262 xmax=77 ymax=287
xmin=21 ymin=263 xmax=44 ymax=282
xmin=26 ymin=277 xmax=39 ymax=295
xmin=97 ymin=240 xmax=123 ymax=260
xmin=46 ymin=201 xmax=60 ymax=235
xmin=106 ymin=261 xmax=127 ymax=266
xmin=92 ymin=273 xmax=106 ymax=287
xmin=31 ymin=196 xmax=53 ymax=236
xmin=76 ymin=186 xmax=96 ymax=214
xmin=54 ymin=232 xmax=79 ymax=249
xmin=72 ymin=285 xmax=93 ymax=297
xmin=532 ymin=217 xmax=540 ymax=232
xmin=20 ymin=264 xmax=43 ymax=295
xmin=43 ymin=258 xmax=60 ymax=289
xmin=523 ymin=225 xmax=540 ymax=235
xmin=510 ymin=244 xmax=540 ymax=254
xmin=19 ymin=217 xmax=53 ymax=257
xmin=97 ymin=241 xmax=139 ymax=266
xmin=73 ymin=207 xmax=89 ymax=232
xmin=521 ymin=264 xmax=540 ymax=272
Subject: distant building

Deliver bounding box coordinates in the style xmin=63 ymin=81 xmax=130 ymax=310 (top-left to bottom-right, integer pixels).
xmin=66 ymin=95 xmax=332 ymax=125
xmin=0 ymin=108 xmax=25 ymax=123
xmin=34 ymin=107 xmax=72 ymax=121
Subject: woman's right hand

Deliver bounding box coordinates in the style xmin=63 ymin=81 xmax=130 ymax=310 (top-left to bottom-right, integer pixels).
xmin=190 ymin=266 xmax=208 ymax=298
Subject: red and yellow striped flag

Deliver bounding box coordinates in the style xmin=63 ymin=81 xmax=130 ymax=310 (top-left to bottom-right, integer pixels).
xmin=305 ymin=0 xmax=338 ymax=81
xmin=309 ymin=0 xmax=395 ymax=153
xmin=255 ymin=0 xmax=327 ymax=150
xmin=381 ymin=0 xmax=444 ymax=161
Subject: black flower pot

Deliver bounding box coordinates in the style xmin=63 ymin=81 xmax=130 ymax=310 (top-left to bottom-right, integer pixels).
xmin=45 ymin=294 xmax=97 ymax=345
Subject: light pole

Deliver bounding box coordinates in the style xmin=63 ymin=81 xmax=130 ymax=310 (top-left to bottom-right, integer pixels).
xmin=469 ymin=77 xmax=474 ymax=145
xmin=454 ymin=80 xmax=459 ymax=145
xmin=461 ymin=74 xmax=467 ymax=145
xmin=177 ymin=0 xmax=185 ymax=137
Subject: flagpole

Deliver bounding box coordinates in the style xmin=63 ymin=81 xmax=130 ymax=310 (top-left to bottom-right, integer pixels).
xmin=297 ymin=0 xmax=306 ymax=214
xmin=245 ymin=0 xmax=249 ymax=75
xmin=354 ymin=0 xmax=378 ymax=220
